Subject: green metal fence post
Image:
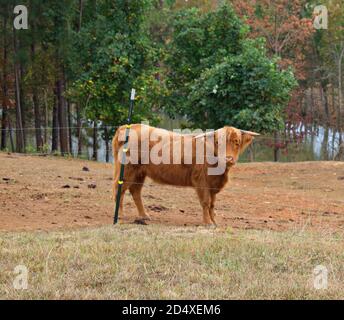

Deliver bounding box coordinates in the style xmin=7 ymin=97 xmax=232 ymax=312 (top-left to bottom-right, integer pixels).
xmin=114 ymin=89 xmax=136 ymax=225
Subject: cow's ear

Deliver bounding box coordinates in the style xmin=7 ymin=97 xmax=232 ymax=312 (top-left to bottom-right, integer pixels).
xmin=240 ymin=132 xmax=256 ymax=154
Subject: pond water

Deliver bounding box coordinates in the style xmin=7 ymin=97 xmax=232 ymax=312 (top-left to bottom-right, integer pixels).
xmin=241 ymin=124 xmax=344 ymax=163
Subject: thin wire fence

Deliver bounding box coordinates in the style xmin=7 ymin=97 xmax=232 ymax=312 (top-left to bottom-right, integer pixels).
xmin=2 ymin=125 xmax=342 ymax=142
xmin=1 ymin=125 xmax=343 ymax=163
xmin=1 ymin=123 xmax=343 ymax=228
xmin=2 ymin=135 xmax=343 ymax=233
xmin=108 ymin=178 xmax=344 ymax=196
xmin=109 ymin=174 xmax=344 ymax=236
xmin=0 ymin=126 xmax=121 ymax=131
xmin=4 ymin=151 xmax=343 ymax=196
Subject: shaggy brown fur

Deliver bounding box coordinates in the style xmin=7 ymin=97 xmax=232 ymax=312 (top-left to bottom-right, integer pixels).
xmin=112 ymin=124 xmax=257 ymax=226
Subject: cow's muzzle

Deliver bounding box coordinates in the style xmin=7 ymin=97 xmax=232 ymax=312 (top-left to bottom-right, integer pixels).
xmin=226 ymin=156 xmax=236 ymax=165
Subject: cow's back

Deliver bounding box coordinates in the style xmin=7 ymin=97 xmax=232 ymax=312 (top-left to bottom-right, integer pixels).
xmin=113 ymin=124 xmax=202 ymax=187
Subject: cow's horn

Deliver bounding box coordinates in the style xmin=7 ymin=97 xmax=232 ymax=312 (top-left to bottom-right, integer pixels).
xmin=195 ymin=131 xmax=216 ymax=139
xmin=240 ymin=130 xmax=260 ymax=137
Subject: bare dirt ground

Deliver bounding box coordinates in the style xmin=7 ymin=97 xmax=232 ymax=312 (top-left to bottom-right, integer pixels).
xmin=1 ymin=152 xmax=344 ymax=232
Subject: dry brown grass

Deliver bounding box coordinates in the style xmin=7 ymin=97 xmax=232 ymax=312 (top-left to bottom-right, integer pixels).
xmin=1 ymin=225 xmax=343 ymax=300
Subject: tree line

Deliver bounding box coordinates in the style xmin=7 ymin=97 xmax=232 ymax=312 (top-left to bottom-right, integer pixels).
xmin=0 ymin=0 xmax=343 ymax=161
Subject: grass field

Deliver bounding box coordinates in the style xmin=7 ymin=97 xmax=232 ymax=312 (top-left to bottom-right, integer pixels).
xmin=1 ymin=225 xmax=343 ymax=300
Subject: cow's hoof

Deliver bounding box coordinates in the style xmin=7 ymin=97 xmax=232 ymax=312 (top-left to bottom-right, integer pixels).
xmin=204 ymin=223 xmax=217 ymax=229
xmin=134 ymin=219 xmax=148 ymax=225
xmin=140 ymin=215 xmax=151 ymax=221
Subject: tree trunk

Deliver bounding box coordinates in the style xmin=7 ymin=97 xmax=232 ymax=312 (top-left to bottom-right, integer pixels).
xmin=8 ymin=118 xmax=15 ymax=152
xmin=63 ymin=70 xmax=72 ymax=154
xmin=75 ymin=0 xmax=84 ymax=157
xmin=67 ymin=101 xmax=73 ymax=153
xmin=331 ymin=81 xmax=336 ymax=128
xmin=52 ymin=92 xmax=59 ymax=152
xmin=14 ymin=65 xmax=24 ymax=153
xmin=56 ymin=79 xmax=69 ymax=155
xmin=32 ymin=91 xmax=43 ymax=151
xmin=31 ymin=42 xmax=43 ymax=151
xmin=0 ymin=106 xmax=8 ymax=150
xmin=337 ymin=45 xmax=344 ymax=134
xmin=322 ymin=126 xmax=329 ymax=161
xmin=19 ymin=63 xmax=26 ymax=149
xmin=92 ymin=121 xmax=98 ymax=161
xmin=310 ymin=86 xmax=317 ymax=125
xmin=76 ymin=103 xmax=82 ymax=156
xmin=104 ymin=126 xmax=110 ymax=163
xmin=78 ymin=0 xmax=84 ymax=32
xmin=307 ymin=87 xmax=314 ymax=124
xmin=13 ymin=28 xmax=24 ymax=153
xmin=1 ymin=9 xmax=8 ymax=150
xmin=320 ymin=83 xmax=330 ymax=126
xmin=273 ymin=131 xmax=280 ymax=162
xmin=43 ymin=90 xmax=48 ymax=145
xmin=335 ymin=142 xmax=344 ymax=161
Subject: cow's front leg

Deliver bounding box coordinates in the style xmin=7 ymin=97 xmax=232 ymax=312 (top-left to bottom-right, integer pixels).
xmin=130 ymin=184 xmax=151 ymax=221
xmin=196 ymin=189 xmax=212 ymax=226
xmin=209 ymin=192 xmax=217 ymax=226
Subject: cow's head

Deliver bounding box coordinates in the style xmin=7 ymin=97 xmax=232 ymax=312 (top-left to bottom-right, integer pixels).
xmin=195 ymin=126 xmax=260 ymax=166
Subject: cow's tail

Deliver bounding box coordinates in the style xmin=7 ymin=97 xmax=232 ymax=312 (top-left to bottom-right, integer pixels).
xmin=112 ymin=125 xmax=126 ymax=164
xmin=112 ymin=126 xmax=126 ymax=198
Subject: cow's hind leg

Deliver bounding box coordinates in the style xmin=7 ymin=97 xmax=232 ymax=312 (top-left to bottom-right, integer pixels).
xmin=129 ymin=176 xmax=150 ymax=222
xmin=196 ymin=188 xmax=212 ymax=226
xmin=113 ymin=163 xmax=132 ymax=220
xmin=113 ymin=181 xmax=129 ymax=221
